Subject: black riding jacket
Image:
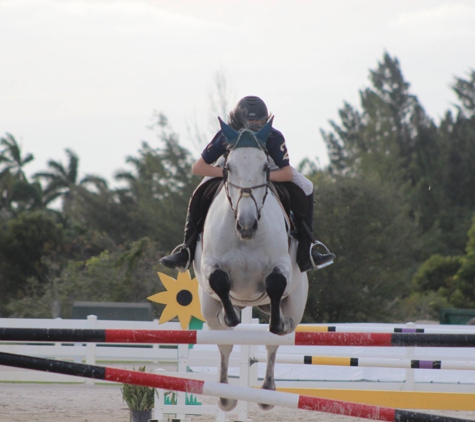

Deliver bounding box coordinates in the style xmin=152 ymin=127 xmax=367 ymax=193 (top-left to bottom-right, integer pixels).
xmin=201 ymin=128 xmax=290 ymax=169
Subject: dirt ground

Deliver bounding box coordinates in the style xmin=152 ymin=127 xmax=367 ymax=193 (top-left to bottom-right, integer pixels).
xmin=1 ymin=383 xmax=475 ymax=422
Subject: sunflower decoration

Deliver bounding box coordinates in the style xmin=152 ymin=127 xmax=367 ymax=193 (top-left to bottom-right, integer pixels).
xmin=148 ymin=271 xmax=204 ymax=329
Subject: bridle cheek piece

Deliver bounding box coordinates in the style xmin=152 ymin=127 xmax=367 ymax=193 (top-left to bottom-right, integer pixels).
xmin=223 ymin=162 xmax=270 ymax=221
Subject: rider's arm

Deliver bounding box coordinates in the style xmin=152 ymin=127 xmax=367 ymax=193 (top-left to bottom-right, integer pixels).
xmin=195 ymin=131 xmax=226 ymax=178
xmin=192 ymin=157 xmax=224 ymax=178
xmin=269 ymin=165 xmax=293 ymax=182
xmin=265 ymin=130 xmax=293 ymax=182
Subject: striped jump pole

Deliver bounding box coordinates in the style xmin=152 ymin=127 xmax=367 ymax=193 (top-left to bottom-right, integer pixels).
xmin=236 ymin=324 xmax=475 ymax=335
xmin=251 ymin=353 xmax=475 ymax=370
xmin=294 ymin=326 xmax=475 ymax=335
xmin=1 ymin=328 xmax=475 ymax=347
xmin=0 ymin=351 xmax=471 ymax=422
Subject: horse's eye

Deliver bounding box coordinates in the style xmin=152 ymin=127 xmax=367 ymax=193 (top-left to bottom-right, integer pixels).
xmin=263 ymin=164 xmax=268 ymax=172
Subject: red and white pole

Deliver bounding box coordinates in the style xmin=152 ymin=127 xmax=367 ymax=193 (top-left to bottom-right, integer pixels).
xmin=0 ymin=352 xmax=470 ymax=422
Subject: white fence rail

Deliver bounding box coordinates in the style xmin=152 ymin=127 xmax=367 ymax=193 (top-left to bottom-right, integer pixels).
xmin=2 ymin=316 xmax=475 ymax=391
xmin=0 ymin=316 xmax=182 ymax=383
xmin=3 ymin=316 xmax=475 ymax=420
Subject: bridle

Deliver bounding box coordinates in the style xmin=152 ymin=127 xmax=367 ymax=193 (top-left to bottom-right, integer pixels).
xmin=223 ymin=153 xmax=270 ymax=221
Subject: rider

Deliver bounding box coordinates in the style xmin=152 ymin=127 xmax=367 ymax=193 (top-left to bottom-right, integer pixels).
xmin=160 ymin=96 xmax=335 ymax=273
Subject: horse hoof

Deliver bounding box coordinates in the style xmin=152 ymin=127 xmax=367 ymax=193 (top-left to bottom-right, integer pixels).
xmin=259 ymin=380 xmax=275 ymax=410
xmin=269 ymin=321 xmax=284 ymax=335
xmin=218 ymin=397 xmax=238 ymax=411
xmin=269 ymin=316 xmax=295 ymax=335
xmin=258 ymin=402 xmax=274 ymax=411
xmin=225 ymin=315 xmax=240 ymax=327
xmin=217 ymin=308 xmax=240 ymax=328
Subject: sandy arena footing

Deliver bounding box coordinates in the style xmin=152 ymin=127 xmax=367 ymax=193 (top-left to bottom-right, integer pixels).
xmin=1 ymin=383 xmax=475 ymax=422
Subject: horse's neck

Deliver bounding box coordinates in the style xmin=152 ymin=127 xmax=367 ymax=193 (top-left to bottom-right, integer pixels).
xmin=209 ymin=188 xmax=234 ymax=220
xmin=265 ymin=190 xmax=290 ymax=228
xmin=259 ymin=192 xmax=288 ymax=231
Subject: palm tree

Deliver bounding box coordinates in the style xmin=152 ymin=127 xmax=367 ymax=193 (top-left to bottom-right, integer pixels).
xmin=0 ymin=134 xmax=37 ymax=214
xmin=33 ymin=148 xmax=108 ymax=218
xmin=0 ymin=133 xmax=34 ymax=180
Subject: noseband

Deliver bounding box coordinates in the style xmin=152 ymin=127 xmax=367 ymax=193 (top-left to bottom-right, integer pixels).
xmin=223 ymin=156 xmax=270 ymax=221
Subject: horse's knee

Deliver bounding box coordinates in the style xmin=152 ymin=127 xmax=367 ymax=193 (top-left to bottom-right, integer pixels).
xmin=266 ymin=269 xmax=295 ymax=335
xmin=209 ymin=269 xmax=231 ymax=297
xmin=209 ymin=269 xmax=240 ymax=328
xmin=265 ymin=269 xmax=287 ymax=300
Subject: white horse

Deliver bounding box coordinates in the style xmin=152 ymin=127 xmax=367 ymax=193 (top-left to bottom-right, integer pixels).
xmin=193 ymin=117 xmax=309 ymax=411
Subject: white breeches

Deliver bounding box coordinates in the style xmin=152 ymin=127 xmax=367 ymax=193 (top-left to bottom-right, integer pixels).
xmin=289 ymin=166 xmax=313 ymax=196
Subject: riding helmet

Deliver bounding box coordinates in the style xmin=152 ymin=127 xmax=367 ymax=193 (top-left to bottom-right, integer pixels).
xmin=237 ymin=96 xmax=268 ymax=120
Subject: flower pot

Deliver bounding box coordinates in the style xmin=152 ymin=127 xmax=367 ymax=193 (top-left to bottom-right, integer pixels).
xmin=130 ymin=409 xmax=152 ymax=422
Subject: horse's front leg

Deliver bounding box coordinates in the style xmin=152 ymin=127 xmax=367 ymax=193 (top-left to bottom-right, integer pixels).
xmin=266 ymin=268 xmax=296 ymax=335
xmin=199 ymin=290 xmax=238 ymax=411
xmin=216 ymin=344 xmax=237 ymax=411
xmin=258 ymin=344 xmax=278 ymax=411
xmin=209 ymin=268 xmax=240 ymax=327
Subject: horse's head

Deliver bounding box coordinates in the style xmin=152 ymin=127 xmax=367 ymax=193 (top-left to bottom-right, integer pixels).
xmin=219 ymin=117 xmax=273 ymax=240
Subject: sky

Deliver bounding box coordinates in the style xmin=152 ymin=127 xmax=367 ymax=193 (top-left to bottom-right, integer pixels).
xmin=1 ymin=0 xmax=474 ymax=184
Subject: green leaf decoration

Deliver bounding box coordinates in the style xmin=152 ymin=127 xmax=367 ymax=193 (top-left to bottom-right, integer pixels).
xmin=121 ymin=366 xmax=155 ymax=411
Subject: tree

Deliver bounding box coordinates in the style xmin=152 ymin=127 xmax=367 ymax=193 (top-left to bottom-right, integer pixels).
xmin=322 ymin=52 xmax=436 ymax=184
xmin=0 ymin=134 xmax=41 ymax=215
xmin=5 ymin=237 xmax=164 ymax=318
xmin=0 ymin=211 xmax=64 ymax=315
xmin=452 ymin=215 xmax=475 ymax=308
xmin=303 ymin=173 xmax=420 ymax=322
xmin=33 ymin=148 xmax=108 ymax=220
xmin=413 ymin=70 xmax=475 ymax=255
xmin=0 ymin=133 xmax=34 ymax=180
xmin=319 ymin=53 xmax=475 ymax=258
xmin=407 ymin=212 xmax=475 ymax=318
xmin=115 ymin=114 xmax=197 ymax=252
xmin=452 ymin=69 xmax=475 ymax=118
xmin=74 ymin=185 xmax=131 ymax=245
xmin=453 ymin=213 xmax=475 ymax=307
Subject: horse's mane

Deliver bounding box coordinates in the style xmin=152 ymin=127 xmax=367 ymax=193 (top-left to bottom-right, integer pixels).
xmin=227 ymin=106 xmax=269 ymax=132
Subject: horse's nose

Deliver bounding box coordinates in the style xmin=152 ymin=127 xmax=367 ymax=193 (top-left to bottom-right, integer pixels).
xmin=236 ymin=219 xmax=258 ymax=239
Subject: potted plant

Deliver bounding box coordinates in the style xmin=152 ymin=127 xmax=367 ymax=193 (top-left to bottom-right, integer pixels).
xmin=121 ymin=366 xmax=155 ymax=422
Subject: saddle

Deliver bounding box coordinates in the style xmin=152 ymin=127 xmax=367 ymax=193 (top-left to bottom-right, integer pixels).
xmin=270 ymin=181 xmax=307 ymax=226
xmin=190 ymin=178 xmax=307 ymax=236
xmin=188 ymin=178 xmax=224 ymax=235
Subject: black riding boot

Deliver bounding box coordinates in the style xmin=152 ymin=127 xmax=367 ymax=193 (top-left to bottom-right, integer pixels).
xmin=159 ymin=213 xmax=198 ymax=272
xmin=296 ymin=192 xmax=335 ymax=272
xmin=159 ymin=178 xmax=222 ymax=272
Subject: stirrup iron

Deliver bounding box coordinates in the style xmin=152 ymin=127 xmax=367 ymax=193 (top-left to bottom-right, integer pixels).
xmin=309 ymin=240 xmax=334 ymax=269
xmin=170 ymin=243 xmax=192 ymax=272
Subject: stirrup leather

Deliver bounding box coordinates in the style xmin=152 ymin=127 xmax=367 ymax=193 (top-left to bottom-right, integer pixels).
xmin=309 ymin=240 xmax=334 ymax=269
xmin=170 ymin=243 xmax=192 ymax=272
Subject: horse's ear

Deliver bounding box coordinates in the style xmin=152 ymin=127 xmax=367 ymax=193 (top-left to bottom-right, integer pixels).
xmin=218 ymin=117 xmax=239 ymax=144
xmin=255 ymin=116 xmax=274 ymax=146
